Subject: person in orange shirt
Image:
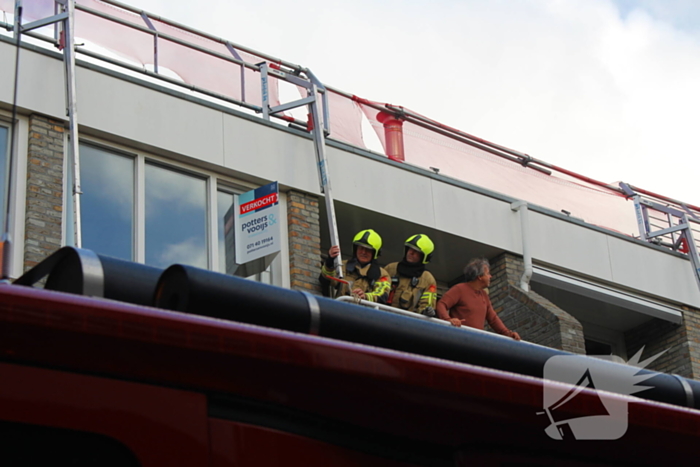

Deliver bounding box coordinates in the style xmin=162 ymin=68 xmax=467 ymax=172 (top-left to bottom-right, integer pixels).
xmin=436 ymin=258 xmax=521 ymax=340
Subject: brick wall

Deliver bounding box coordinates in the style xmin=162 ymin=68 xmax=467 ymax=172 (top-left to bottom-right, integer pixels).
xmin=287 ymin=190 xmax=322 ymax=294
xmin=489 ymin=253 xmax=585 ymax=354
xmin=687 ymin=308 xmax=700 ymax=380
xmin=23 ymin=114 xmax=64 ymax=271
xmin=625 ymin=306 xmax=700 ymax=380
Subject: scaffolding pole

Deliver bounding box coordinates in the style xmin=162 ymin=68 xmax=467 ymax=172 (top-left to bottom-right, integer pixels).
xmin=61 ymin=0 xmax=82 ymax=247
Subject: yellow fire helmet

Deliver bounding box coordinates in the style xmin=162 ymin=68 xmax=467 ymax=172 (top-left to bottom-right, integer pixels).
xmin=405 ymin=234 xmax=434 ymax=264
xmin=353 ymin=229 xmax=383 ymax=259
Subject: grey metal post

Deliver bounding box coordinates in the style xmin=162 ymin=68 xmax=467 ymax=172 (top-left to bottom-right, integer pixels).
xmin=140 ymin=12 xmax=158 ymax=74
xmin=631 ymin=194 xmax=648 ymax=241
xmin=13 ymin=0 xmax=21 ymax=40
xmin=225 ymin=42 xmax=246 ymax=103
xmin=305 ymin=68 xmax=330 ymax=135
xmin=62 ymin=0 xmax=82 ymax=247
xmin=259 ymin=62 xmax=270 ymax=120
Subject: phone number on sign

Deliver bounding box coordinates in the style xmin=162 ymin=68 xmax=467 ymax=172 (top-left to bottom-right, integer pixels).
xmin=247 ymin=237 xmax=273 ymax=250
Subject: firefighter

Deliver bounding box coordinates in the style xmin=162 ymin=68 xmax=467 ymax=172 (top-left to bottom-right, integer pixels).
xmin=385 ymin=234 xmax=437 ymax=316
xmin=320 ymin=229 xmax=391 ymax=303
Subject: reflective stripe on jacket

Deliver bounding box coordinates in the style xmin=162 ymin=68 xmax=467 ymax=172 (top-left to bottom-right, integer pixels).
xmin=384 ymin=262 xmax=437 ymax=313
xmin=321 ymin=260 xmax=391 ymax=304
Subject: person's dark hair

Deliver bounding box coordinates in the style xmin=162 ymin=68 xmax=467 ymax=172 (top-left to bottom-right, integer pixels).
xmin=463 ymin=258 xmax=489 ymax=282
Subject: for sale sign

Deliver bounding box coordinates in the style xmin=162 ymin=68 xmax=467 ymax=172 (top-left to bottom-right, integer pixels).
xmin=234 ymin=181 xmax=280 ymax=264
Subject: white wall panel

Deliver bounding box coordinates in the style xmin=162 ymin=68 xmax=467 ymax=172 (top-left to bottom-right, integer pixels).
xmin=606 ymin=235 xmax=700 ymax=307
xmin=430 ymin=180 xmax=521 ymax=251
xmin=77 ymin=69 xmax=225 ymax=166
xmin=528 ymin=212 xmax=615 ymax=281
xmin=222 ymin=115 xmax=318 ymax=192
xmin=0 ymin=42 xmax=65 ymax=118
xmin=329 ymin=150 xmax=436 ymax=227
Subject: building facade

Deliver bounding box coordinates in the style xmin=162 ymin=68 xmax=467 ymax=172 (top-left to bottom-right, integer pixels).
xmin=1 ymin=1 xmax=699 ymax=380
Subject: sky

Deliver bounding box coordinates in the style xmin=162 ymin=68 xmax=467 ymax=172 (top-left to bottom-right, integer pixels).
xmin=124 ymin=0 xmax=700 ymax=206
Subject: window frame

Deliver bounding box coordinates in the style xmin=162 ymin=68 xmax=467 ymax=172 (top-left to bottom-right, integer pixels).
xmin=1 ymin=121 xmax=10 ymax=233
xmin=0 ymin=112 xmax=28 ymax=279
xmin=143 ymin=159 xmax=210 ymax=269
xmin=74 ymin=140 xmax=138 ymax=260
xmin=215 ymin=184 xmax=242 ymax=277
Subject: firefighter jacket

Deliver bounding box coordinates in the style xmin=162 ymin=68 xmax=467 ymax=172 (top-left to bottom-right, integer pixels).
xmin=320 ymin=258 xmax=391 ymax=304
xmin=384 ymin=262 xmax=437 ymax=314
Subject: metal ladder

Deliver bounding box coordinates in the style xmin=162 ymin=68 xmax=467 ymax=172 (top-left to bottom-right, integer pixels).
xmin=620 ymin=183 xmax=700 ymax=291
xmin=259 ymin=64 xmax=343 ymax=277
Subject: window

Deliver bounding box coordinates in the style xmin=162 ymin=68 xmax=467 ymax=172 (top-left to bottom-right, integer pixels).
xmin=584 ymin=338 xmax=613 ymax=356
xmin=145 ymin=162 xmax=207 ymax=269
xmin=581 ymin=321 xmax=627 ymax=360
xmin=80 ymin=146 xmax=209 ymax=268
xmin=0 ymin=125 xmax=8 ymax=232
xmin=80 ymin=144 xmax=134 ymax=260
xmin=77 ymin=141 xmax=276 ymax=284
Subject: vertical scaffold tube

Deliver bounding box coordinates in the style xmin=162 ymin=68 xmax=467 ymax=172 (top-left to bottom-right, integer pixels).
xmin=63 ymin=0 xmax=82 ymax=247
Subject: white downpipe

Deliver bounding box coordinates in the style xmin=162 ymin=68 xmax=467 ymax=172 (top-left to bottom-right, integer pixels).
xmin=510 ymin=201 xmax=532 ymax=292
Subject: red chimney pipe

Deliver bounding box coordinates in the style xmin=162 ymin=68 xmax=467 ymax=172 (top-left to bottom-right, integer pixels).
xmin=377 ymin=111 xmax=405 ymax=162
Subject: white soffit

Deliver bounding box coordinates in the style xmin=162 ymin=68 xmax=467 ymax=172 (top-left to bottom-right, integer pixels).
xmin=532 ymin=267 xmax=682 ymax=325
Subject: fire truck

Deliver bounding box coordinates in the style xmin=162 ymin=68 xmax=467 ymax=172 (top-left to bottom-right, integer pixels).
xmin=1 ymin=247 xmax=699 ymax=466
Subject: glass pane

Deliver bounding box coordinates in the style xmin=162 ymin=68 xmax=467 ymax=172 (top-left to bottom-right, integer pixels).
xmin=585 ymin=339 xmax=613 ymax=356
xmin=146 ymin=163 xmax=207 ymax=269
xmin=80 ymin=144 xmax=134 ymax=260
xmin=65 ymin=155 xmax=74 ymax=247
xmin=0 ymin=126 xmax=7 ymax=232
xmin=217 ymin=190 xmax=236 ymax=274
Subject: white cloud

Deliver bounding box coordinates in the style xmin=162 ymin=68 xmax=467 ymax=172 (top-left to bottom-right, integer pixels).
xmin=145 ymin=163 xmax=206 ymax=211
xmin=157 ymin=236 xmax=207 ymax=268
xmin=80 ymin=145 xmax=134 ymax=222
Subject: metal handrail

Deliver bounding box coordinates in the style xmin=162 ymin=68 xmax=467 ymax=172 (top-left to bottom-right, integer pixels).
xmin=335 ymin=295 xmax=518 ymax=341
xmin=96 ymin=0 xmax=304 ymax=74
xmin=0 ymin=1 xmax=321 ymax=129
xmin=76 ymin=4 xmax=258 ymax=72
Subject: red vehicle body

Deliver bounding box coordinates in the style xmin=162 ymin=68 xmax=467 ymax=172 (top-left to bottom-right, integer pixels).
xmin=1 ymin=283 xmax=699 ymax=466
